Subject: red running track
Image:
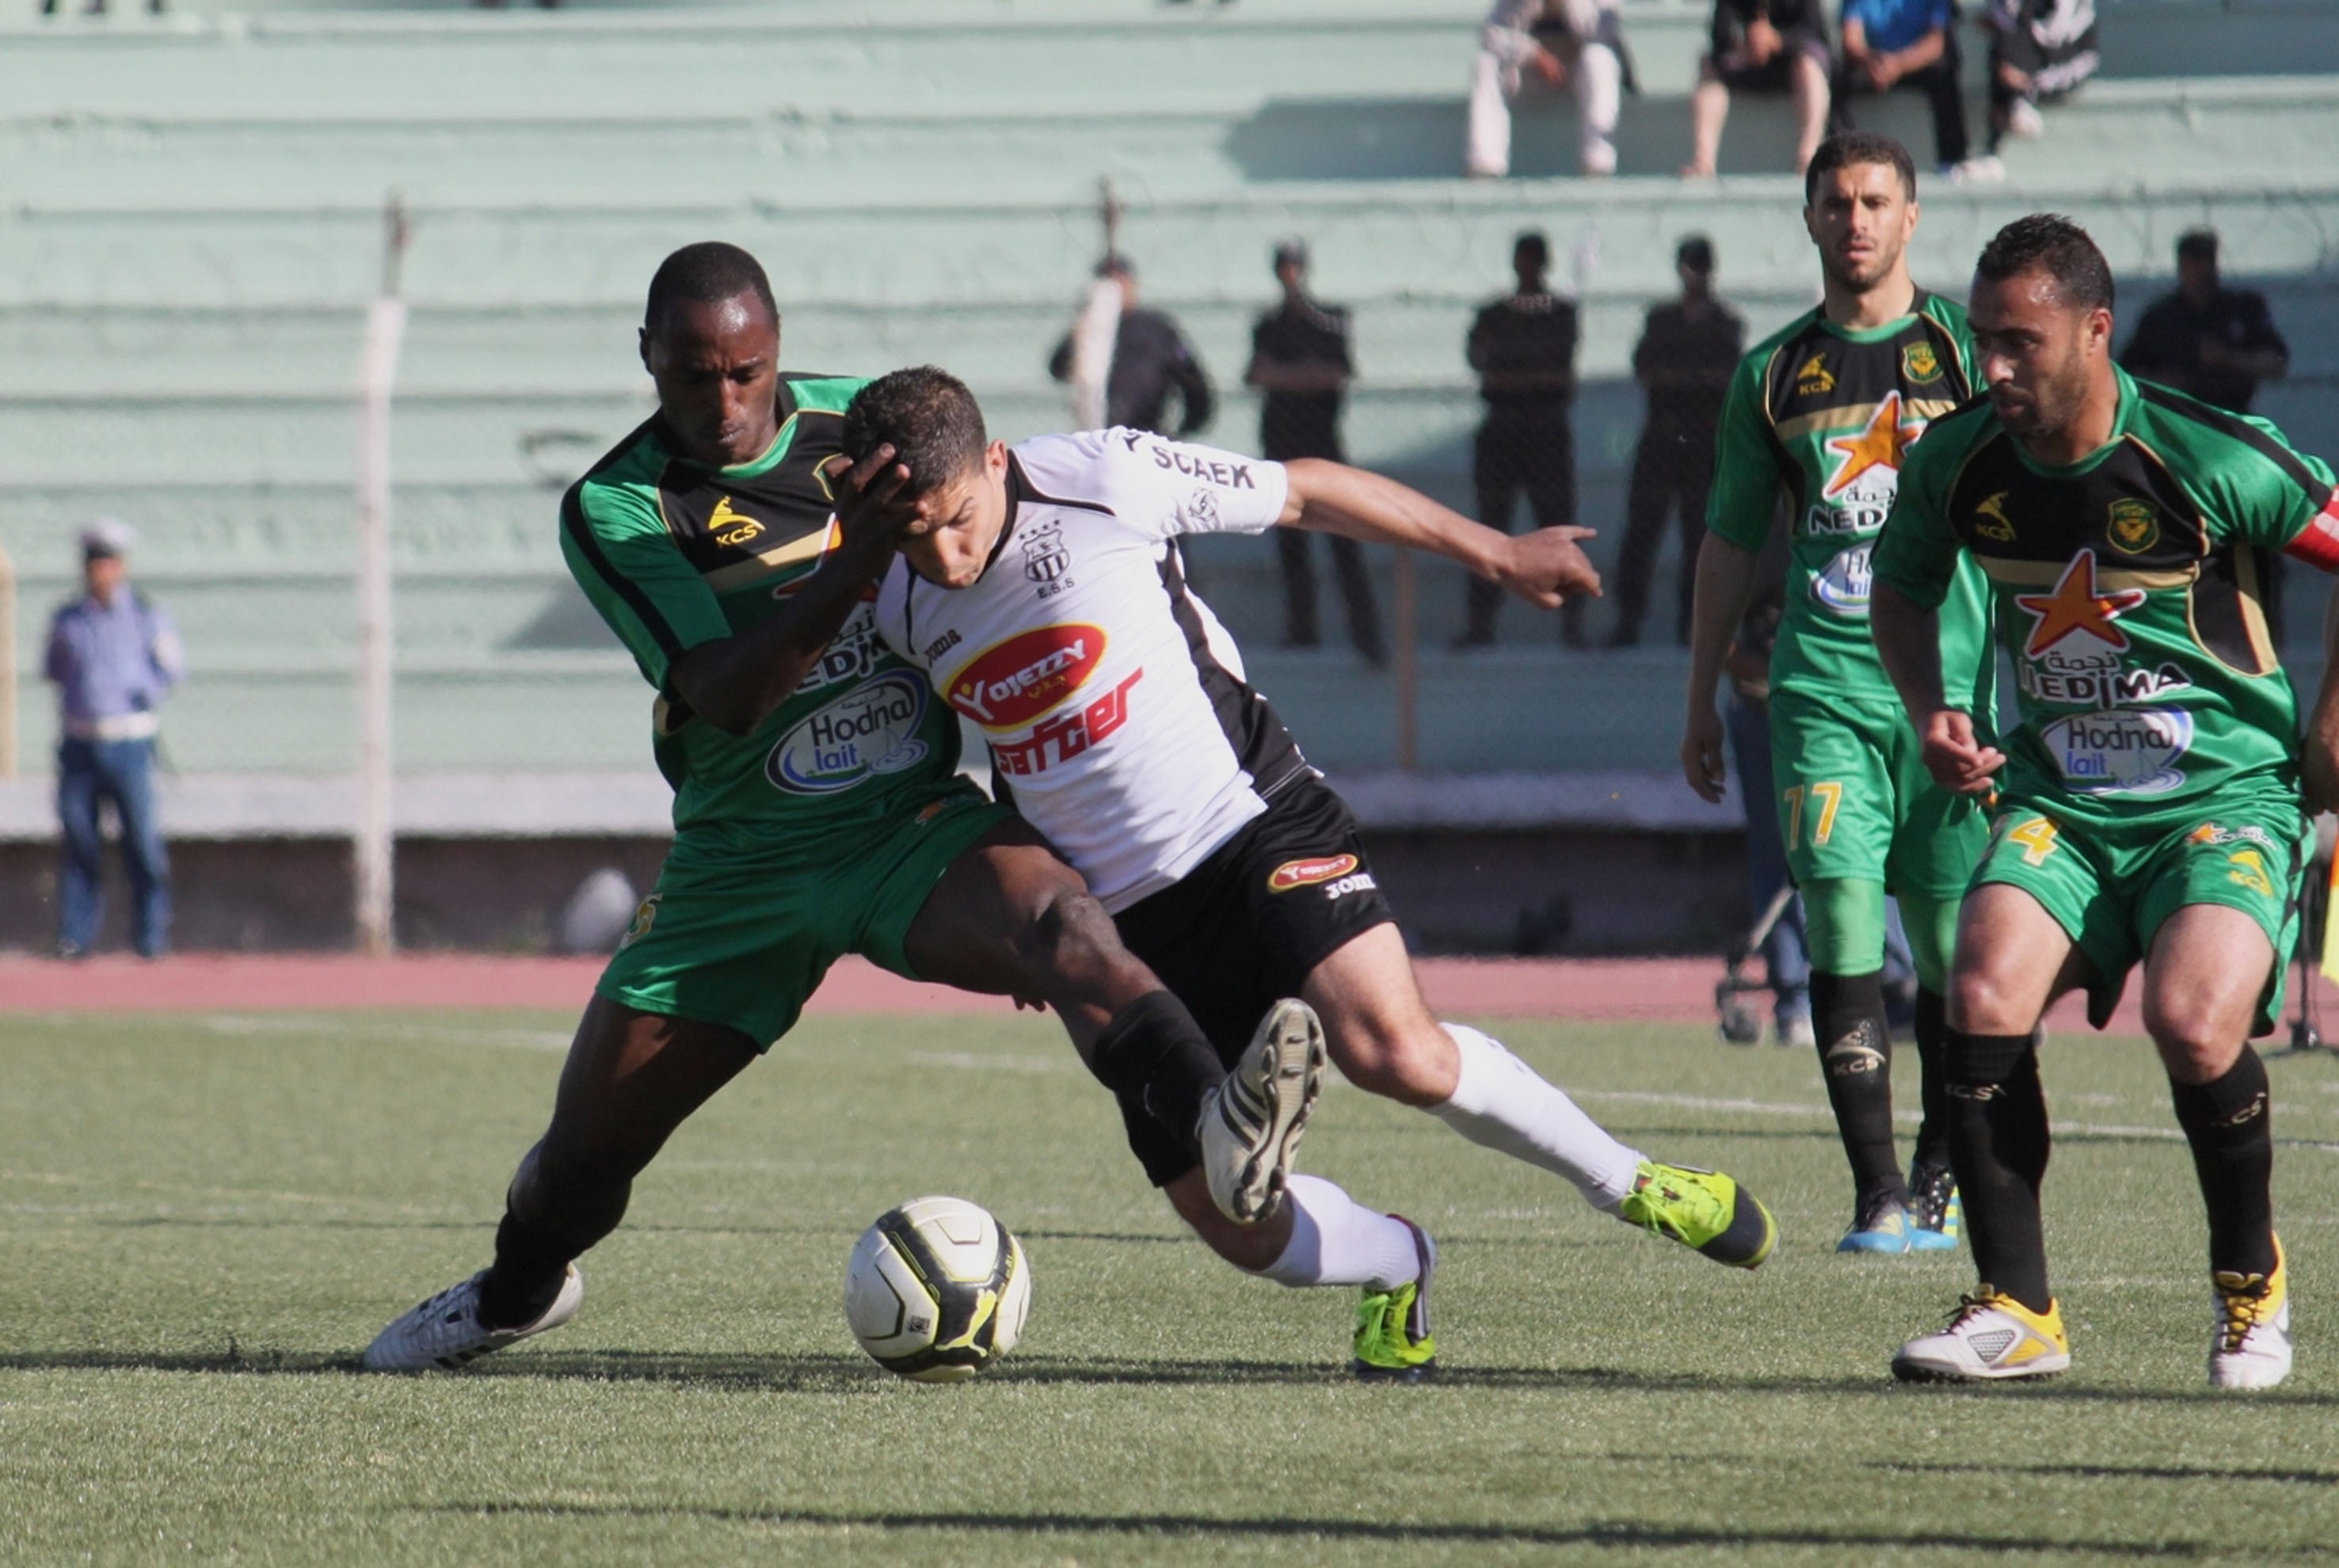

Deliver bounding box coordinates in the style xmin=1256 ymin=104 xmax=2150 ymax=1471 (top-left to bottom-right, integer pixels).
xmin=4 ymin=951 xmax=2321 ymax=1036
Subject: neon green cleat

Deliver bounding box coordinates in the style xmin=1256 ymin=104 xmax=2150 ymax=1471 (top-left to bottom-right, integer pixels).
xmin=1617 ymin=1159 xmax=1777 ymax=1269
xmin=1352 ymin=1217 xmax=1437 ymax=1382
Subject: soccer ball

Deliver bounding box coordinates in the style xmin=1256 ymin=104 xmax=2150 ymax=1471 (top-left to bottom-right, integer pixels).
xmin=844 ymin=1195 xmax=1031 ymax=1383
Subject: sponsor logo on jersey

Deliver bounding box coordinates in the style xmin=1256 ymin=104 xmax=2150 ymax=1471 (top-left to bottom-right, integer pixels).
xmin=766 ymin=671 xmax=931 ymax=794
xmin=2040 ymin=706 xmax=2193 ymax=795
xmin=1902 ymin=342 xmax=1944 ymax=383
xmin=1179 ymin=488 xmax=1221 ymax=531
xmin=1266 ymin=854 xmax=1359 ymax=893
xmin=2017 ymin=550 xmax=2146 ymax=657
xmin=1318 ymin=871 xmax=1378 ymax=901
xmin=1821 ymin=392 xmax=1917 ymax=501
xmin=922 ymin=628 xmax=962 ymax=663
xmin=1796 ymin=353 xmax=1835 ymax=396
xmin=707 ymin=496 xmax=765 ymax=548
xmin=2015 ymin=643 xmax=2192 ymax=706
xmin=793 ymin=604 xmax=890 ymax=695
xmin=1021 ymin=519 xmax=1072 ymax=588
xmin=1810 ymin=541 xmax=1873 ymax=616
xmin=1149 ymin=444 xmax=1259 ymax=489
xmin=2188 ymin=822 xmax=2272 ymax=848
xmin=945 ymin=624 xmax=1107 ymax=729
xmin=2107 ymin=498 xmax=2161 ymax=554
xmin=1974 ymin=491 xmax=2017 ymax=542
xmin=991 ymin=668 xmax=1144 ymax=778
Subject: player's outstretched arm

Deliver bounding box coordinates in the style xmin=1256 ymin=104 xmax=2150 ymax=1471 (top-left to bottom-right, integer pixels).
xmin=1277 ymin=457 xmax=1600 ymax=606
xmin=668 ymin=443 xmax=916 ymax=736
xmin=1679 ymin=533 xmax=1760 ymax=805
xmin=1872 ymin=581 xmax=2005 ymax=796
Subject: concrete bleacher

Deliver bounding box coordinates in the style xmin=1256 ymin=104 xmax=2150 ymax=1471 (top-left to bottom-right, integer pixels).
xmin=2 ymin=0 xmax=2334 ymax=799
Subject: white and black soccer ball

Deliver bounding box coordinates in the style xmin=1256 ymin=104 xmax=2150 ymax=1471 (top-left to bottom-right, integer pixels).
xmin=844 ymin=1195 xmax=1031 ymax=1383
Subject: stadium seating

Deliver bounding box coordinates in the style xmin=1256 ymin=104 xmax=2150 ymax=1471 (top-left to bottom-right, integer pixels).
xmin=1 ymin=0 xmax=2331 ymax=787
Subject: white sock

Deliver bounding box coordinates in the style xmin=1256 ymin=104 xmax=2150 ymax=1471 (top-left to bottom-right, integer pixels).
xmin=1254 ymin=1174 xmax=1420 ymax=1292
xmin=1428 ymin=1022 xmax=1644 ymax=1211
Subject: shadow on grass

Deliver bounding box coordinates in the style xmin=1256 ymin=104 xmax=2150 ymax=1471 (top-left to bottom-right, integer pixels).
xmin=6 ymin=1348 xmax=2339 ymax=1408
xmin=1876 ymin=1459 xmax=2339 ymax=1486
xmin=413 ymin=1499 xmax=2333 ymax=1558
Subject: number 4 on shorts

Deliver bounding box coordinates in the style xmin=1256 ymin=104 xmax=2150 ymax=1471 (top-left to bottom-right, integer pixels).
xmin=2007 ymin=816 xmax=2060 ymax=867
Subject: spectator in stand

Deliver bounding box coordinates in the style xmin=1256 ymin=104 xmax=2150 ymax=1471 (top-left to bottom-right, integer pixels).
xmin=2122 ymin=228 xmax=2294 ymax=637
xmin=1685 ymin=0 xmax=1831 ymax=177
xmin=1463 ymin=230 xmax=1585 ymax=649
xmin=1611 ymin=236 xmax=1743 ymax=649
xmin=1829 ymin=0 xmax=1978 ymax=177
xmin=1246 ymin=240 xmax=1384 ymax=664
xmin=44 ymin=519 xmax=182 ymax=961
xmin=2121 ymin=230 xmax=2291 ymax=417
xmin=1466 ymin=0 xmax=1635 ymax=180
xmin=1050 ymin=255 xmax=1214 ymax=437
xmin=1982 ymin=0 xmax=2098 ymax=155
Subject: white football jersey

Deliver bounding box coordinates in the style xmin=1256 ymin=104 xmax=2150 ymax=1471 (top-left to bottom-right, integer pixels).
xmin=874 ymin=428 xmax=1315 ymax=911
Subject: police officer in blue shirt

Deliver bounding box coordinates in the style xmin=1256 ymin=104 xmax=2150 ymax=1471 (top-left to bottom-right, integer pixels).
xmin=44 ymin=519 xmax=183 ymax=958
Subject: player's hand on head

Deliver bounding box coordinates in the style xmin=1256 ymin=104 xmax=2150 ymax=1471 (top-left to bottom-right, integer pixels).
xmin=1681 ymin=705 xmax=1728 ymax=805
xmin=825 ymin=446 xmax=920 ymax=546
xmin=1919 ymin=710 xmax=2006 ymax=797
xmin=1503 ymin=525 xmax=1602 ymax=609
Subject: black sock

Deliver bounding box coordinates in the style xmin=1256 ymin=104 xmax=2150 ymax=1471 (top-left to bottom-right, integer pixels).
xmin=1910 ymin=986 xmax=1952 ymax=1174
xmin=478 ymin=1211 xmax=585 ymax=1330
xmin=2169 ymin=1046 xmax=2277 ymax=1282
xmin=1945 ymin=1028 xmax=2053 ymax=1313
xmin=1088 ymin=991 xmax=1227 ymax=1157
xmin=1811 ymin=969 xmax=1905 ymax=1206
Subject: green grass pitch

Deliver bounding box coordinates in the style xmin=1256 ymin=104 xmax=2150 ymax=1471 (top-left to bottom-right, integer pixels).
xmin=3 ymin=1007 xmax=2337 ymax=1565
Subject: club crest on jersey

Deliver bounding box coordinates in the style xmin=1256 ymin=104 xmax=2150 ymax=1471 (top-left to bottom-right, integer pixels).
xmin=946 ymin=624 xmax=1107 ymax=729
xmin=2107 ymin=498 xmax=2161 ymax=554
xmin=1796 ymin=353 xmax=1835 ymax=396
xmin=1021 ymin=519 xmax=1073 ymax=594
xmin=2016 ymin=550 xmax=2146 ymax=657
xmin=1901 ymin=342 xmax=1943 ymax=384
xmin=1267 ymin=854 xmax=1359 ymax=893
xmin=765 ymin=672 xmax=931 ymax=794
xmin=1973 ymin=491 xmax=2016 ymax=542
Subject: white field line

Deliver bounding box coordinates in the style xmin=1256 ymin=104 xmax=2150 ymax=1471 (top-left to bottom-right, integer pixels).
xmin=1560 ymin=1087 xmax=2339 ymax=1153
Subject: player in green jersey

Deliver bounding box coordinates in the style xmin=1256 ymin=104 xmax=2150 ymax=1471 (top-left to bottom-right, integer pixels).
xmin=363 ymin=244 xmax=1323 ymax=1372
xmin=1872 ymin=214 xmax=2339 ymax=1388
xmin=1682 ymin=133 xmax=1995 ymax=1254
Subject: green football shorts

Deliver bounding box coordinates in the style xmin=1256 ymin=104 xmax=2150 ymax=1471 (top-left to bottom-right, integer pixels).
xmin=1971 ymin=797 xmax=2310 ymax=1036
xmin=596 ymin=778 xmax=1015 ymax=1049
xmin=1767 ymin=687 xmax=1988 ymax=898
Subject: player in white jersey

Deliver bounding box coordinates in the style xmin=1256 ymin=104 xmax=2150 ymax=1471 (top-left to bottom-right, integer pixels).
xmin=848 ymin=367 xmax=1779 ymax=1378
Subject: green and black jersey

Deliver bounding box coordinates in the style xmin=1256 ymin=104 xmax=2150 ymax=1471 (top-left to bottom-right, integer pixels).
xmin=559 ymin=374 xmax=960 ymax=847
xmin=1707 ymin=291 xmax=1994 ymax=710
xmin=1874 ymin=367 xmax=2339 ymax=835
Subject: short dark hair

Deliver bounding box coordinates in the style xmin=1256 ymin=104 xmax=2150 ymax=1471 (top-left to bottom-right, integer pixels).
xmin=2177 ymin=227 xmax=2219 ymax=264
xmin=1804 ymin=131 xmax=1918 ymax=204
xmin=1975 ymin=213 xmax=2116 ymax=312
xmin=1095 ymin=253 xmax=1135 ymax=280
xmin=1514 ymin=230 xmax=1549 ymax=266
xmin=1678 ymin=234 xmax=1716 ymax=274
xmin=842 ymin=367 xmax=989 ymax=499
xmin=644 ymin=242 xmax=779 ymax=333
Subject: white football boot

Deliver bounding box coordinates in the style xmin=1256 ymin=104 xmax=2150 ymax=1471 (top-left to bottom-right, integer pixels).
xmin=2210 ymin=1236 xmax=2291 ymax=1391
xmin=1891 ymin=1287 xmax=2070 ymax=1382
xmin=362 ymin=1264 xmax=583 ymax=1371
xmin=1200 ymin=998 xmax=1325 ymax=1223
